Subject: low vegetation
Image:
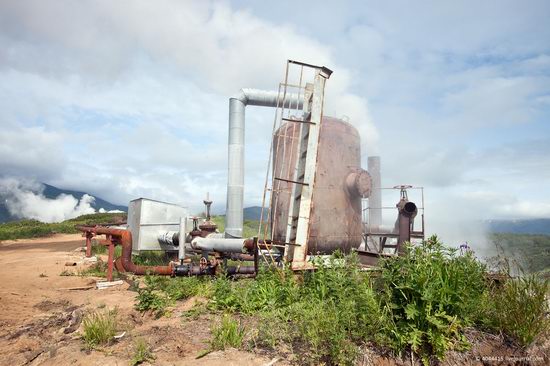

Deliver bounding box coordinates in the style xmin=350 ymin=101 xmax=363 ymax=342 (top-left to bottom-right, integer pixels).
xmin=130 ymin=338 xmax=155 ymax=366
xmin=82 ymin=308 xmax=119 ymax=349
xmin=210 ymin=315 xmax=245 ymax=350
xmin=0 ymin=212 xmax=127 ymax=241
xmin=134 ymin=235 xmax=549 ymax=365
xmin=135 ymin=275 xmax=211 ymax=318
xmin=486 ymin=275 xmax=549 ymax=345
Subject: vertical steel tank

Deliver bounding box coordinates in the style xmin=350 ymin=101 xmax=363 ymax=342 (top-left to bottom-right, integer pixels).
xmin=271 ymin=116 xmax=371 ymax=254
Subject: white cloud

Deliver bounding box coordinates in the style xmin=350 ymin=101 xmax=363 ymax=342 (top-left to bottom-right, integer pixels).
xmin=0 ymin=0 xmax=377 ymax=212
xmin=0 ymin=0 xmax=548 ymax=235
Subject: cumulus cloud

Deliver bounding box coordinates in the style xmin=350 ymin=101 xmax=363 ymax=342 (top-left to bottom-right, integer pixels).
xmin=0 ymin=0 xmax=548 ymax=238
xmin=0 ymin=0 xmax=377 ymax=212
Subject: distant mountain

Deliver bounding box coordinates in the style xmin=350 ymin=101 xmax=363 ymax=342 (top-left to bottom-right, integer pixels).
xmin=486 ymin=219 xmax=550 ymax=235
xmin=0 ymin=183 xmax=127 ymax=223
xmin=243 ymin=206 xmax=267 ymax=221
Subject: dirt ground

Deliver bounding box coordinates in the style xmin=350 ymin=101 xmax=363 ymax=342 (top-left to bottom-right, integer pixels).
xmin=0 ymin=235 xmax=547 ymax=366
xmin=0 ymin=235 xmax=280 ymax=366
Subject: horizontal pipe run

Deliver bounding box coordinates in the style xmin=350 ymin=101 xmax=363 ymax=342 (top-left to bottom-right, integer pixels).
xmin=190 ymin=236 xmax=251 ymax=253
xmin=76 ymin=225 xmax=174 ymax=276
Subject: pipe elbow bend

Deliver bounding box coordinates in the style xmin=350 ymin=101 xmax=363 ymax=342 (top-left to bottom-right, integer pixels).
xmin=230 ymin=89 xmax=249 ymax=104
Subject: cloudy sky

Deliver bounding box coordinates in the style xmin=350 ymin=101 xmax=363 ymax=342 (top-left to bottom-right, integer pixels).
xmin=1 ymin=1 xmax=549 ymax=242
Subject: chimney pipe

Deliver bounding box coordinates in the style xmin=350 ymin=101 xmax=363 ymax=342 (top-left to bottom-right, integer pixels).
xmin=226 ymin=89 xmax=303 ymax=238
xmin=367 ymin=156 xmax=382 ymax=231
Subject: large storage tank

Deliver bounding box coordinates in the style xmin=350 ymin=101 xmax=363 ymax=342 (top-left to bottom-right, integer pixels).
xmin=271 ymin=116 xmax=370 ymax=254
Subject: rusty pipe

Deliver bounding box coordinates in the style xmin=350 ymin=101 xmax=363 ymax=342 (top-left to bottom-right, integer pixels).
xmin=76 ymin=225 xmax=174 ymax=276
xmin=395 ymin=201 xmax=417 ymax=254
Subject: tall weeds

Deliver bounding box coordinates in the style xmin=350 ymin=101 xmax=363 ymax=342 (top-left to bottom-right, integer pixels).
xmin=133 ymin=235 xmax=549 ymax=365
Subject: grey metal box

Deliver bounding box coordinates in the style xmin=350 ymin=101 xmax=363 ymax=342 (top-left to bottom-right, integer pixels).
xmin=128 ymin=198 xmax=188 ymax=252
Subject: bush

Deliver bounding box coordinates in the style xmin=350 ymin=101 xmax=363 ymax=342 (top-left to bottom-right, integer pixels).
xmin=82 ymin=308 xmax=118 ymax=349
xmin=377 ymin=235 xmax=487 ymax=363
xmin=210 ymin=315 xmax=245 ymax=350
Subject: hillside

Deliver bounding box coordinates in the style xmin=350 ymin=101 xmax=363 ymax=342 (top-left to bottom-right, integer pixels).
xmin=490 ymin=232 xmax=550 ymax=274
xmin=0 ymin=212 xmax=127 ymax=241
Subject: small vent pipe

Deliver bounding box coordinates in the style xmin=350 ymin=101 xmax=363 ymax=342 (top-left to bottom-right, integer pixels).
xmin=226 ymin=88 xmax=303 ymax=238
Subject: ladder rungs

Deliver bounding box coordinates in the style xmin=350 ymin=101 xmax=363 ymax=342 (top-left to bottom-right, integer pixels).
xmin=274 ymin=177 xmax=309 ymax=186
xmin=281 ymin=117 xmax=316 ymax=125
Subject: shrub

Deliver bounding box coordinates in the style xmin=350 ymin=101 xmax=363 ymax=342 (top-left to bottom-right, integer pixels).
xmin=135 ymin=286 xmax=172 ymax=318
xmin=378 ymin=235 xmax=487 ymax=363
xmin=210 ymin=315 xmax=245 ymax=350
xmin=82 ymin=308 xmax=118 ymax=348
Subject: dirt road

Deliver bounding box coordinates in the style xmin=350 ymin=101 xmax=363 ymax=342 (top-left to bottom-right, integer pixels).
xmin=0 ymin=235 xmax=275 ymax=366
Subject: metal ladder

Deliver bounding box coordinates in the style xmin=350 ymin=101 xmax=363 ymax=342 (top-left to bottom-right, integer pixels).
xmin=257 ymin=60 xmax=332 ymax=270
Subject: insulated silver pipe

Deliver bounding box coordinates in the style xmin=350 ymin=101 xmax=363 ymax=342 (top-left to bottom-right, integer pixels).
xmin=225 ymin=88 xmax=303 ymax=238
xmin=191 ymin=236 xmax=248 ymax=253
xmin=367 ymin=156 xmax=382 ymax=231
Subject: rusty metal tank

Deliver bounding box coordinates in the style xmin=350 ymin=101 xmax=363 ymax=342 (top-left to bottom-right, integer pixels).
xmin=271 ymin=116 xmax=371 ymax=254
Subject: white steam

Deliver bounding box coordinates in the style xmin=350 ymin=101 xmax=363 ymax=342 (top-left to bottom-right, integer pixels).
xmin=0 ymin=178 xmax=110 ymax=223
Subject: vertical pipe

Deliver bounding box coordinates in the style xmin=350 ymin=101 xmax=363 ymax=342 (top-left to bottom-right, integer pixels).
xmin=225 ymin=89 xmax=303 ymax=239
xmin=107 ymin=242 xmax=114 ymax=282
xmin=178 ymin=216 xmax=187 ymax=262
xmin=226 ymin=97 xmax=246 ymax=238
xmin=85 ymin=233 xmax=92 ymax=258
xmin=367 ymin=156 xmax=382 ymax=231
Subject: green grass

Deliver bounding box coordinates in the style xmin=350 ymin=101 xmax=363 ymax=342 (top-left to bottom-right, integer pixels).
xmin=82 ymin=308 xmax=119 ymax=349
xmin=485 ymin=275 xmax=549 ymax=345
xmin=134 ymin=275 xmax=212 ymax=318
xmin=210 ymin=315 xmax=245 ymax=350
xmin=0 ymin=212 xmax=127 ymax=241
xmin=130 ymin=338 xmax=155 ymax=365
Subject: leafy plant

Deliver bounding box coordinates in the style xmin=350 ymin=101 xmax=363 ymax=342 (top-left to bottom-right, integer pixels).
xmin=377 ymin=235 xmax=487 ymax=363
xmin=82 ymin=308 xmax=118 ymax=349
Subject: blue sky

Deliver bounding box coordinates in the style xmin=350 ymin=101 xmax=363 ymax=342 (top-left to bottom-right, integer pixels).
xmin=0 ymin=0 xmax=549 ymax=243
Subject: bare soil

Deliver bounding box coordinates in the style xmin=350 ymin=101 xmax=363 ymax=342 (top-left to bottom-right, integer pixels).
xmin=0 ymin=235 xmax=547 ymax=365
xmin=0 ymin=235 xmax=279 ymax=366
